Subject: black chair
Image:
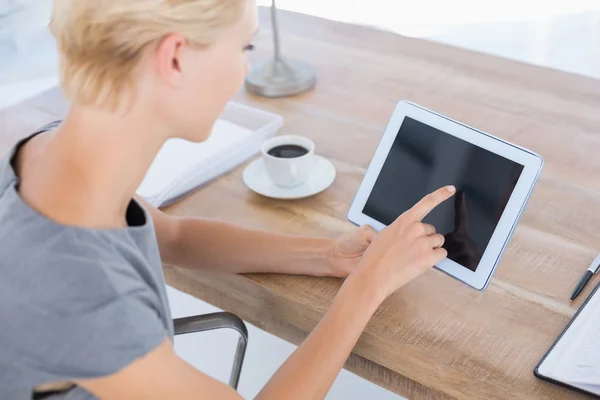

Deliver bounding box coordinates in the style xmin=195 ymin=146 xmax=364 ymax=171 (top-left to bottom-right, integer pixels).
xmin=173 ymin=312 xmax=249 ymax=390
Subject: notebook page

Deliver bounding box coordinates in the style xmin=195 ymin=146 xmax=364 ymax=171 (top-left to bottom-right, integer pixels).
xmin=538 ymin=294 xmax=595 ymax=376
xmin=576 ymin=383 xmax=600 ymax=394
xmin=562 ymin=308 xmax=600 ymax=385
xmin=152 ymin=133 xmax=266 ymax=207
xmin=137 ymin=119 xmax=253 ymax=200
xmin=537 ymin=286 xmax=600 ymax=395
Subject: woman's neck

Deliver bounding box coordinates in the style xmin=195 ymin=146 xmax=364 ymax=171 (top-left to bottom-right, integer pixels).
xmin=16 ymin=102 xmax=168 ymax=229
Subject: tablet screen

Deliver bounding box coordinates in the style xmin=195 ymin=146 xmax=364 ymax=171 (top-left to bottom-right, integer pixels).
xmin=363 ymin=117 xmax=524 ymax=272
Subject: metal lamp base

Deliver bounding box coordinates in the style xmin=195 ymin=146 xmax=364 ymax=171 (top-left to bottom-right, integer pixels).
xmin=245 ymin=58 xmax=316 ymax=98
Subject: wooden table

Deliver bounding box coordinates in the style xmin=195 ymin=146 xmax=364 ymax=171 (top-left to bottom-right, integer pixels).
xmin=164 ymin=9 xmax=600 ymax=400
xmin=2 ymin=8 xmax=599 ymax=400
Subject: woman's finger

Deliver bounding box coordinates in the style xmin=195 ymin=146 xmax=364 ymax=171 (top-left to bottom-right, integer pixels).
xmin=422 ymin=224 xmax=436 ymax=236
xmin=430 ymin=247 xmax=449 ymax=264
xmin=408 ymin=186 xmax=456 ymax=222
xmin=428 ymin=233 xmax=446 ymax=249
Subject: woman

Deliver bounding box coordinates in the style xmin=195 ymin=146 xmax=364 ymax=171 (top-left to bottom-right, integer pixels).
xmin=0 ymin=0 xmax=455 ymax=398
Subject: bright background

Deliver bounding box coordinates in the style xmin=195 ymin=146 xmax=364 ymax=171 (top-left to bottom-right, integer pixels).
xmin=2 ymin=1 xmax=600 ymax=398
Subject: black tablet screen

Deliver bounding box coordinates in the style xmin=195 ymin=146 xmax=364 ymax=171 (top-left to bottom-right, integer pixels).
xmin=362 ymin=117 xmax=524 ymax=271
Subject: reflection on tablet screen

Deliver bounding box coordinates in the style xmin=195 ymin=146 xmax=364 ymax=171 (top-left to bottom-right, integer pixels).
xmin=362 ymin=117 xmax=524 ymax=272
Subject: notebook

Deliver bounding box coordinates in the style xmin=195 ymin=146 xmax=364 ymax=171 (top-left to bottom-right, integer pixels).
xmin=137 ymin=113 xmax=281 ymax=207
xmin=535 ymin=282 xmax=600 ymax=398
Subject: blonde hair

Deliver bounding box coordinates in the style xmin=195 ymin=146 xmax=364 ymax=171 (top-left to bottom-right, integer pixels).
xmin=51 ymin=0 xmax=246 ymax=109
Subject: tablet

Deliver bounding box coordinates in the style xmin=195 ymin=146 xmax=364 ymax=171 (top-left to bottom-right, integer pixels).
xmin=347 ymin=101 xmax=544 ymax=290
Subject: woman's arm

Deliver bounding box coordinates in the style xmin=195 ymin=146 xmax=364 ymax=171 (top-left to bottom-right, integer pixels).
xmin=255 ymin=270 xmax=381 ymax=399
xmin=170 ymin=217 xmax=336 ymax=276
xmin=76 ymin=267 xmax=380 ymax=400
xmin=254 ymin=186 xmax=454 ymax=399
xmin=138 ymin=196 xmax=369 ymax=277
xmin=81 ymin=187 xmax=454 ymax=400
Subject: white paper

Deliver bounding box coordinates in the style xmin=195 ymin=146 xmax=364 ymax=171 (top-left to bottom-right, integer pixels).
xmin=137 ymin=119 xmax=255 ymax=202
xmin=149 ymin=133 xmax=265 ymax=207
xmin=537 ymin=287 xmax=600 ymax=395
xmin=561 ymin=309 xmax=600 ymax=385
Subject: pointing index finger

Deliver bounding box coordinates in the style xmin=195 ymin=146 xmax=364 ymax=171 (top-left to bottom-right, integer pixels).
xmin=409 ymin=186 xmax=456 ymax=222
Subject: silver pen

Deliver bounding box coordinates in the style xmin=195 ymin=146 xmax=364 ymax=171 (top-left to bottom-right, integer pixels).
xmin=570 ymin=253 xmax=600 ymax=301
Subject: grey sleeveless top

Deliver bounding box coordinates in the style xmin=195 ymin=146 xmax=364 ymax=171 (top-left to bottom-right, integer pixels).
xmin=0 ymin=122 xmax=174 ymax=399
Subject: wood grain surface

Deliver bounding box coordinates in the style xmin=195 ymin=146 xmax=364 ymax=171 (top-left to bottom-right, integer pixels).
xmin=2 ymin=7 xmax=600 ymax=400
xmin=165 ymin=9 xmax=600 ymax=400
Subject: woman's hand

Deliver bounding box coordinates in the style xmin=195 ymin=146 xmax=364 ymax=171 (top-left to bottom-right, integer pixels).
xmin=352 ymin=186 xmax=456 ymax=300
xmin=328 ymin=225 xmax=378 ymax=278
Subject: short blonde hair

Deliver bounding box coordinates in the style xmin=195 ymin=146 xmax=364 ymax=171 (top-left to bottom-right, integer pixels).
xmin=51 ymin=0 xmax=246 ymax=109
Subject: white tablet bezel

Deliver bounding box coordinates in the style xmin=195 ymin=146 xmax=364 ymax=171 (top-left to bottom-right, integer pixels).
xmin=347 ymin=101 xmax=544 ymax=290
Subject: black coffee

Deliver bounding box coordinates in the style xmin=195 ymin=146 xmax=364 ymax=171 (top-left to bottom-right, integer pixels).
xmin=267 ymin=144 xmax=309 ymax=158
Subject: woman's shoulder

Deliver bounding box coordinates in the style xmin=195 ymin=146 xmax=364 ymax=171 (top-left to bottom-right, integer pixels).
xmin=0 ymin=120 xmax=62 ymax=200
xmin=0 ymin=222 xmax=148 ymax=305
xmin=0 ymin=183 xmax=157 ymax=304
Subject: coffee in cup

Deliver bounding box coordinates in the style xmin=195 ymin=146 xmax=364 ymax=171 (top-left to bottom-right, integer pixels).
xmin=262 ymin=135 xmax=315 ymax=187
xmin=267 ymin=144 xmax=309 ymax=159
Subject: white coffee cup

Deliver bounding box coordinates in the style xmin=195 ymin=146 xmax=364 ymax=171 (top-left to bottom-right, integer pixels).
xmin=262 ymin=135 xmax=316 ymax=187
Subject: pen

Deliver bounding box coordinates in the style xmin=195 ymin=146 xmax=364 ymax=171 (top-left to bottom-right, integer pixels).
xmin=570 ymin=253 xmax=600 ymax=301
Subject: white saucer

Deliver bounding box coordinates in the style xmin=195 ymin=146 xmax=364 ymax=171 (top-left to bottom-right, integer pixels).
xmin=243 ymin=155 xmax=336 ymax=200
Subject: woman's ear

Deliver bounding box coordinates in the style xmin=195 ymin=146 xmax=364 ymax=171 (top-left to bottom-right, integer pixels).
xmin=154 ymin=33 xmax=187 ymax=87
